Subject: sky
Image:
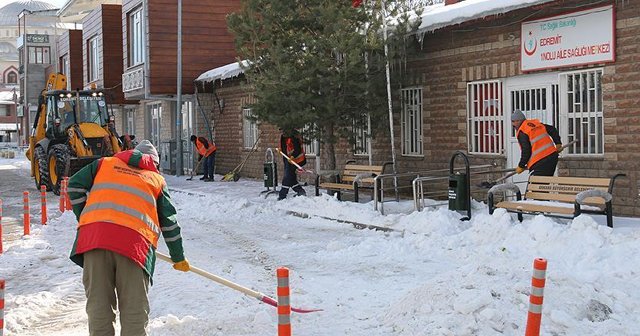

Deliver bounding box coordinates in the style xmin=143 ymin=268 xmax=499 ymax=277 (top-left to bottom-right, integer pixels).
xmin=1 ymin=156 xmax=639 ymax=335
xmin=0 ymin=0 xmax=67 ymax=9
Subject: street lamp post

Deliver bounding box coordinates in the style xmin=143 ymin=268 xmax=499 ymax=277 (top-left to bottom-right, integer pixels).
xmin=12 ymin=88 xmax=19 ymax=149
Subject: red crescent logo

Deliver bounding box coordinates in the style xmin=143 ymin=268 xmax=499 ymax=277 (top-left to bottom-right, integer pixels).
xmin=524 ymin=39 xmax=537 ymax=56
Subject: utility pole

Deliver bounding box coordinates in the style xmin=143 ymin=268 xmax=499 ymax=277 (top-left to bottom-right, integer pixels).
xmin=175 ymin=0 xmax=183 ymax=175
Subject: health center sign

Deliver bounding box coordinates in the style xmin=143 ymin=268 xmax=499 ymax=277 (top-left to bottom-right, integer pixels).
xmin=521 ymin=5 xmax=614 ymax=72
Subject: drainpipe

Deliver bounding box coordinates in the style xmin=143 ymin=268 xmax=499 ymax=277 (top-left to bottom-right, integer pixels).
xmin=175 ymin=0 xmax=183 ymax=175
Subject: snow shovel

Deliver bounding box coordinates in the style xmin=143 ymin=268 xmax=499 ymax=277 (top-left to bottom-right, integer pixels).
xmin=222 ymin=137 xmax=260 ymax=182
xmin=275 ymin=148 xmax=314 ymax=174
xmin=478 ymin=139 xmax=579 ymax=188
xmin=156 ymin=252 xmax=322 ymax=313
xmin=186 ymin=157 xmax=204 ymax=181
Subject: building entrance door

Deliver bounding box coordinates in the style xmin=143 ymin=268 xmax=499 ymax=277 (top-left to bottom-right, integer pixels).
xmin=505 ymin=73 xmax=559 ymax=190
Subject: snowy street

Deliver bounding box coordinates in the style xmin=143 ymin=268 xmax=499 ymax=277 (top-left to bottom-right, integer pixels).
xmin=1 ymin=157 xmax=640 ymax=335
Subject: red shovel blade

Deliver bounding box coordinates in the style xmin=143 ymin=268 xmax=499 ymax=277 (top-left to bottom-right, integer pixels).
xmin=260 ymin=296 xmax=323 ymax=314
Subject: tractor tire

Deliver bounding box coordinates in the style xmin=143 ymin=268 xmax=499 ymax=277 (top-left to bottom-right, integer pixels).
xmin=34 ymin=146 xmax=51 ymax=191
xmin=47 ymin=144 xmax=70 ymax=196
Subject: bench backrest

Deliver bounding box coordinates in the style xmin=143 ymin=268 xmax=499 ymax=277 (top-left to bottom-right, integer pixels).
xmin=526 ymin=176 xmax=610 ymax=206
xmin=341 ymin=164 xmax=385 ymax=183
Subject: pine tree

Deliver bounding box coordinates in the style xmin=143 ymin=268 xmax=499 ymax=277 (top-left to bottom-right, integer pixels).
xmin=227 ymin=0 xmax=423 ymax=169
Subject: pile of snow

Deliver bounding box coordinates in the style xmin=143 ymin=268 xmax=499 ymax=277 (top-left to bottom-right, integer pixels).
xmin=1 ymin=162 xmax=639 ymax=335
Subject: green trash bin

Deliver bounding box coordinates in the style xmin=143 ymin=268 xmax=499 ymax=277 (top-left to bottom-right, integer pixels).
xmin=448 ymin=172 xmax=468 ymax=211
xmin=263 ymin=162 xmax=278 ymax=188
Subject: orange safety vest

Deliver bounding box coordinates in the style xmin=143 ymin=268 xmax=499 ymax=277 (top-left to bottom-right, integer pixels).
xmin=196 ymin=138 xmax=216 ymax=157
xmin=286 ymin=136 xmax=305 ymax=165
xmin=78 ymin=157 xmax=164 ymax=247
xmin=517 ymin=119 xmax=557 ymax=168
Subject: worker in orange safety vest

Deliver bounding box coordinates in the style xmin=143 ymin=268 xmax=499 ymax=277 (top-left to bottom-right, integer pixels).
xmin=191 ymin=135 xmax=217 ymax=182
xmin=278 ymin=128 xmax=307 ymax=200
xmin=511 ymin=110 xmax=563 ymax=176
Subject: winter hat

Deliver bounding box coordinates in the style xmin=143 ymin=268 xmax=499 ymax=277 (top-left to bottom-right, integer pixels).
xmin=511 ymin=110 xmax=526 ymax=121
xmin=135 ymin=140 xmax=160 ymax=166
xmin=190 ymin=135 xmax=197 ymax=142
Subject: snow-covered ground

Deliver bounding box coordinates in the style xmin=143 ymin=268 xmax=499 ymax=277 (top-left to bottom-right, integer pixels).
xmin=1 ymin=157 xmax=639 ymax=335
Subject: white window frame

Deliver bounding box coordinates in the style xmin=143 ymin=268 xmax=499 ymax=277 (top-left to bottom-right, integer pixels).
xmin=559 ymin=68 xmax=604 ymax=156
xmin=353 ymin=114 xmax=369 ymax=156
xmin=148 ymin=102 xmax=162 ymax=148
xmin=88 ymin=36 xmax=100 ymax=82
xmin=401 ymin=87 xmax=423 ymax=156
xmin=60 ymin=54 xmax=70 ymax=90
xmin=242 ymin=108 xmax=259 ymax=148
xmin=467 ymin=80 xmax=504 ymax=155
xmin=125 ymin=107 xmax=135 ymax=135
xmin=28 ymin=46 xmax=50 ymax=64
xmin=301 ymin=124 xmax=318 ymax=157
xmin=128 ymin=6 xmax=144 ymax=67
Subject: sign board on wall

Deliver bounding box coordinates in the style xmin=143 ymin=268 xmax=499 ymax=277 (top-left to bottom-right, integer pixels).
xmin=521 ymin=5 xmax=614 ymax=72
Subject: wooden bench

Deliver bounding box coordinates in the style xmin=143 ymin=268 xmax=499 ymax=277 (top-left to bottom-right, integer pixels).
xmin=487 ymin=174 xmax=625 ymax=228
xmin=315 ymin=162 xmax=392 ymax=202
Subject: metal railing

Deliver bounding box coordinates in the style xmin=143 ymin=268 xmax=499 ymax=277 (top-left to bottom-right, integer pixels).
xmin=373 ymin=164 xmax=496 ymax=215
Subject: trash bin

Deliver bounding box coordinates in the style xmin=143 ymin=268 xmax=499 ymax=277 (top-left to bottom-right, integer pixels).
xmin=264 ymin=162 xmax=278 ymax=188
xmin=448 ymin=172 xmax=468 ymax=211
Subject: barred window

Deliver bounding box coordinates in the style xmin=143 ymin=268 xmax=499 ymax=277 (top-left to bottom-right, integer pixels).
xmin=353 ymin=114 xmax=369 ymax=156
xmin=401 ymin=87 xmax=423 ymax=156
xmin=560 ymin=68 xmax=604 ymax=155
xmin=242 ymin=108 xmax=259 ymax=148
xmin=301 ymin=124 xmax=318 ymax=157
xmin=467 ymin=80 xmax=504 ymax=155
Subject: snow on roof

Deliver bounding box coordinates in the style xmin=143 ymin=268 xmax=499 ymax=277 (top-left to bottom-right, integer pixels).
xmin=195 ymin=60 xmax=251 ymax=83
xmin=417 ymin=0 xmax=557 ymax=34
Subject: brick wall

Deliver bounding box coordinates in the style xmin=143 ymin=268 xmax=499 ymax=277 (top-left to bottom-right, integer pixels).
xmin=403 ymin=0 xmax=640 ymax=216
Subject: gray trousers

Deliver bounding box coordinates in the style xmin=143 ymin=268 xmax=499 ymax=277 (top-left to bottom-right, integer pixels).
xmin=83 ymin=249 xmax=150 ymax=336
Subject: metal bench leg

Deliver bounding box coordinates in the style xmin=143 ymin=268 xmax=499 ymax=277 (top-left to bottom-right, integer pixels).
xmin=354 ymin=183 xmax=359 ymax=203
xmin=606 ymin=202 xmax=613 ymax=228
xmin=517 ymin=213 xmax=523 ymax=222
xmin=337 ymin=191 xmax=341 ymax=201
xmin=315 ymin=175 xmax=320 ymax=196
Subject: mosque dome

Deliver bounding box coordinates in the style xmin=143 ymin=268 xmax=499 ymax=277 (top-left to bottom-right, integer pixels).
xmin=0 ymin=1 xmax=57 ymax=26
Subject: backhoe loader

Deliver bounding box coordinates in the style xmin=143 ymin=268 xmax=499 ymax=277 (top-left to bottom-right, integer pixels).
xmin=26 ymin=73 xmax=131 ymax=194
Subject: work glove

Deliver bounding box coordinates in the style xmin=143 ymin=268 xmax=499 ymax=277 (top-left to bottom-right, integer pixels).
xmin=173 ymin=259 xmax=190 ymax=272
xmin=556 ymin=144 xmax=564 ymax=153
xmin=515 ymin=166 xmax=525 ymax=174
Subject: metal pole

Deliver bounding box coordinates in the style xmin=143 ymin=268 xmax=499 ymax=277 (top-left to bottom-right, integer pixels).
xmin=13 ymin=89 xmax=19 ymax=148
xmin=175 ymin=0 xmax=183 ymax=175
xmin=381 ymin=1 xmax=398 ymax=198
xmin=23 ymin=12 xmax=28 ymax=149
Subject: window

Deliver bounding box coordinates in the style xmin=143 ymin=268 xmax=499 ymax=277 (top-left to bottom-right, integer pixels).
xmin=60 ymin=54 xmax=70 ymax=89
xmin=401 ymin=87 xmax=423 ymax=156
xmin=242 ymin=108 xmax=258 ymax=148
xmin=125 ymin=107 xmax=136 ymax=134
xmin=560 ymin=68 xmax=604 ymax=155
xmin=353 ymin=114 xmax=369 ymax=156
xmin=88 ymin=36 xmax=100 ymax=81
xmin=128 ymin=7 xmax=144 ymax=66
xmin=27 ymin=46 xmax=50 ymax=64
xmin=6 ymin=72 xmax=17 ymax=84
xmin=148 ymin=102 xmax=162 ymax=148
xmin=467 ymin=80 xmax=504 ymax=155
xmin=0 ymin=105 xmax=9 ymax=116
xmin=301 ymin=124 xmax=318 ymax=157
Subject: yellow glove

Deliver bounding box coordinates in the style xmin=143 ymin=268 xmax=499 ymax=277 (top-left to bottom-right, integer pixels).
xmin=556 ymin=144 xmax=563 ymax=153
xmin=173 ymin=260 xmax=190 ymax=272
xmin=515 ymin=166 xmax=525 ymax=174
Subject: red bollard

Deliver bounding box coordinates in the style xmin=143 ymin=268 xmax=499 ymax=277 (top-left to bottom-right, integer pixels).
xmin=64 ymin=177 xmax=72 ymax=211
xmin=525 ymin=258 xmax=548 ymax=336
xmin=277 ymin=267 xmax=291 ymax=336
xmin=0 ymin=279 xmax=4 ymax=334
xmin=59 ymin=180 xmax=66 ymax=212
xmin=23 ymin=191 xmax=30 ymax=236
xmin=0 ymin=199 xmax=3 ymax=254
xmin=40 ymin=185 xmax=47 ymax=225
